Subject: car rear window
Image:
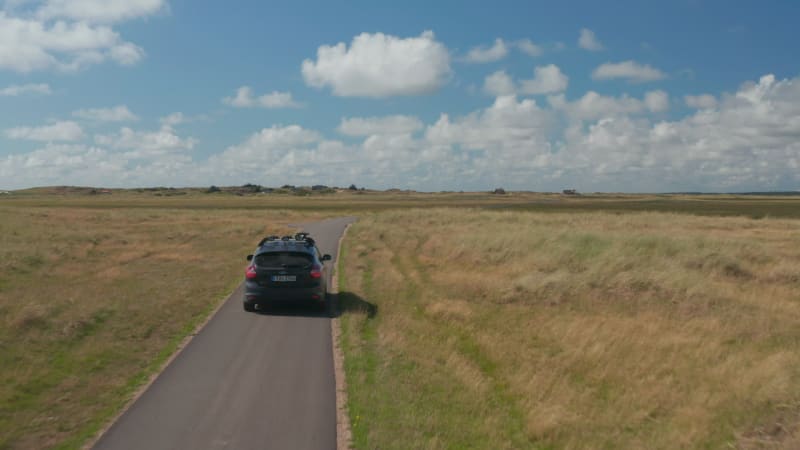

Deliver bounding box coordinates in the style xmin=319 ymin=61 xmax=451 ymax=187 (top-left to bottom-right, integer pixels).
xmin=254 ymin=252 xmax=313 ymax=268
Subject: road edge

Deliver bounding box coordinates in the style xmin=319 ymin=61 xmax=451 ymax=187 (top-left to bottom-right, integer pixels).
xmin=82 ymin=282 xmax=241 ymax=449
xmin=331 ymin=222 xmax=354 ymax=450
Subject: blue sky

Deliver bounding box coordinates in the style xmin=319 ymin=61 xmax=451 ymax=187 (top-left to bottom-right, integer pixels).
xmin=1 ymin=0 xmax=799 ymax=192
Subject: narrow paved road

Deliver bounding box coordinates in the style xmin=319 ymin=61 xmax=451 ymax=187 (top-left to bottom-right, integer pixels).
xmin=93 ymin=217 xmax=356 ymax=450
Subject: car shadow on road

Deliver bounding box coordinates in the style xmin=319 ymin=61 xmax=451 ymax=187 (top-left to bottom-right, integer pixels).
xmin=251 ymin=292 xmax=377 ymax=319
xmin=253 ymin=302 xmax=331 ymax=318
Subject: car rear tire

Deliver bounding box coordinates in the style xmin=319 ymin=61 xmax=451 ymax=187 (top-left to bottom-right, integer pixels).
xmin=243 ymin=302 xmax=256 ymax=312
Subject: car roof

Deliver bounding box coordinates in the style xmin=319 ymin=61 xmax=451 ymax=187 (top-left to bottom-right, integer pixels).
xmin=256 ymin=239 xmax=315 ymax=254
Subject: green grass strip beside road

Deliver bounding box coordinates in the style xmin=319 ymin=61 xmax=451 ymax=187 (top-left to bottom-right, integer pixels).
xmin=62 ymin=278 xmax=241 ymax=450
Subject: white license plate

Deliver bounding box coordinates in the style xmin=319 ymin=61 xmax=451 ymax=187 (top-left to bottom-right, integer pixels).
xmin=272 ymin=275 xmax=296 ymax=282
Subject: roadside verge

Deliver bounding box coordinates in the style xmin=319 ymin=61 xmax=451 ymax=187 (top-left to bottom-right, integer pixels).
xmin=331 ymin=222 xmax=354 ymax=450
xmin=83 ymin=282 xmax=242 ymax=449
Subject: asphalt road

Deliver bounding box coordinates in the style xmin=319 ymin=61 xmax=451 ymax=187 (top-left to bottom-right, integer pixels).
xmin=92 ymin=216 xmax=356 ymax=450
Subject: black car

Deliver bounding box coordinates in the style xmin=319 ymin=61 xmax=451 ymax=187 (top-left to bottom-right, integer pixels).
xmin=243 ymin=233 xmax=332 ymax=313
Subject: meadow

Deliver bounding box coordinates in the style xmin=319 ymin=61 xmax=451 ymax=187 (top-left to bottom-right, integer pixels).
xmin=7 ymin=187 xmax=800 ymax=218
xmin=339 ymin=208 xmax=800 ymax=449
xmin=1 ymin=188 xmax=799 ymax=448
xmin=0 ymin=201 xmax=316 ymax=449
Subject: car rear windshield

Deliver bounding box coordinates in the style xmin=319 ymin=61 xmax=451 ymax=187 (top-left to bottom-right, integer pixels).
xmin=254 ymin=252 xmax=313 ymax=269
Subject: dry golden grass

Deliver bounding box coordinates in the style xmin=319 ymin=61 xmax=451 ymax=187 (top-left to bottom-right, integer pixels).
xmin=0 ymin=205 xmax=316 ymax=449
xmin=339 ymin=208 xmax=800 ymax=449
xmin=6 ymin=188 xmax=800 ymax=219
xmin=3 ymin=191 xmax=800 ymax=449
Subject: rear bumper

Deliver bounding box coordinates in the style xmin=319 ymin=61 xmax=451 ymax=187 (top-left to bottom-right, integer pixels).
xmin=244 ymin=281 xmax=325 ymax=303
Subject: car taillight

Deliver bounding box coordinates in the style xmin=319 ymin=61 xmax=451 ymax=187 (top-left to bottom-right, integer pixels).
xmin=245 ymin=265 xmax=257 ymax=279
xmin=310 ymin=264 xmax=322 ymax=279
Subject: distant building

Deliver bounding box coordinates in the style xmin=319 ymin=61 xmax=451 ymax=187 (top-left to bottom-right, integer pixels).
xmin=563 ymin=189 xmax=578 ymax=195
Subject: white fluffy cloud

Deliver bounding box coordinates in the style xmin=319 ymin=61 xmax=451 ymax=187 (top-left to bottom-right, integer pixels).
xmin=73 ymin=105 xmax=137 ymax=122
xmin=0 ymin=83 xmax=51 ymax=96
xmin=195 ymin=72 xmax=800 ymax=191
xmin=644 ymin=90 xmax=669 ymax=112
xmin=36 ymin=0 xmax=167 ymax=23
xmin=221 ymin=125 xmax=319 ymax=154
xmin=108 ymin=41 xmax=144 ymax=65
xmin=207 ymin=97 xmax=555 ymax=188
xmin=484 ymin=65 xmax=568 ymax=96
xmin=379 ymin=95 xmax=556 ymax=187
xmin=0 ymin=2 xmax=157 ymax=73
xmin=549 ymin=90 xmax=670 ymax=120
xmin=483 ymin=70 xmax=516 ymax=97
xmin=94 ymin=124 xmax=196 ymax=159
xmin=1 ymin=118 xmax=202 ymax=188
xmin=685 ymin=94 xmax=718 ymax=109
xmin=0 ymin=142 xmax=200 ymax=188
xmin=520 ymin=64 xmax=569 ymax=95
xmin=6 ymin=120 xmax=84 ymax=141
xmin=592 ymin=60 xmax=666 ymax=83
xmin=0 ymin=144 xmax=126 ymax=187
xmin=426 ymin=95 xmax=552 ymax=157
xmin=550 ymin=91 xmax=642 ymax=120
xmin=223 ymin=86 xmax=302 ymax=109
xmin=516 ymin=39 xmax=542 ymax=57
xmin=2 ymin=71 xmax=799 ymax=193
xmin=0 ymin=12 xmax=114 ymax=71
xmin=338 ymin=115 xmax=423 ymax=137
xmin=579 ymin=28 xmax=604 ymax=51
xmin=159 ymin=112 xmax=185 ymax=126
xmin=301 ymin=31 xmax=451 ymax=97
xmin=463 ymin=38 xmax=508 ymax=63
xmin=552 ymin=74 xmax=800 ymax=191
xmin=205 ymin=125 xmax=334 ymax=182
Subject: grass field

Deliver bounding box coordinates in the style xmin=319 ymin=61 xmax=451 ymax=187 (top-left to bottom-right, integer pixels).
xmin=5 ymin=187 xmax=800 ymax=218
xmin=0 ymin=204 xmax=317 ymax=449
xmin=1 ymin=189 xmax=800 ymax=449
xmin=338 ymin=208 xmax=800 ymax=449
